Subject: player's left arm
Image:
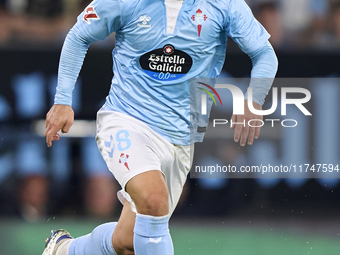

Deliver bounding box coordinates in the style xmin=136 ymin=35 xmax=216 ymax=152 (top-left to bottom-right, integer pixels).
xmin=225 ymin=0 xmax=278 ymax=146
xmin=231 ymin=41 xmax=278 ymax=146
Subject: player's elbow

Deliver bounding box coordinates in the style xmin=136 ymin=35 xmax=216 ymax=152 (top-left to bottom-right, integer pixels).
xmin=270 ymin=48 xmax=279 ymax=74
xmin=264 ymin=41 xmax=279 ymax=74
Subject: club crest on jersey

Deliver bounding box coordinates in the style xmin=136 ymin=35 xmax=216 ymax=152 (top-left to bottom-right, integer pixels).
xmin=191 ymin=9 xmax=208 ymax=37
xmin=119 ymin=153 xmax=130 ymax=170
xmin=138 ymin=15 xmax=151 ymax=28
xmin=83 ymin=6 xmax=100 ymax=24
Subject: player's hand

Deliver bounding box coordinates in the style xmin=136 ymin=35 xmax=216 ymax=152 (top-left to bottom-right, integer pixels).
xmin=45 ymin=104 xmax=74 ymax=147
xmin=230 ymin=100 xmax=263 ymax=146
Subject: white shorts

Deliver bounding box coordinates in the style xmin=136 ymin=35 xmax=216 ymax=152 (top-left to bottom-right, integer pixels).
xmin=96 ymin=110 xmax=193 ymax=215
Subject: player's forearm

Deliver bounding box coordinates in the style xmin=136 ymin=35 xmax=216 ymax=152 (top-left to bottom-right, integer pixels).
xmin=246 ymin=41 xmax=278 ymax=106
xmin=54 ymin=27 xmax=91 ymax=106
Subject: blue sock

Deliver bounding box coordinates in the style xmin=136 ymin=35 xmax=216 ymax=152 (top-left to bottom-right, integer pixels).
xmin=133 ymin=213 xmax=174 ymax=255
xmin=69 ymin=222 xmax=118 ymax=255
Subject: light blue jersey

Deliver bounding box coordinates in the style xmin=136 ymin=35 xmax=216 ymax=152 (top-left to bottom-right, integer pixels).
xmin=55 ymin=0 xmax=277 ymax=145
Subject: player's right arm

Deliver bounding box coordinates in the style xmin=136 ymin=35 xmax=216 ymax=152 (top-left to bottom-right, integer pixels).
xmin=45 ymin=0 xmax=122 ymax=147
xmin=45 ymin=104 xmax=74 ymax=147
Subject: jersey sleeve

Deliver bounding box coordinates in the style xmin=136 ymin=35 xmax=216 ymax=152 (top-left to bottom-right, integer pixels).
xmin=225 ymin=0 xmax=270 ymax=54
xmin=245 ymin=41 xmax=278 ymax=105
xmin=223 ymin=0 xmax=277 ymax=106
xmin=54 ymin=0 xmax=122 ymax=105
xmin=74 ymin=0 xmax=122 ymax=42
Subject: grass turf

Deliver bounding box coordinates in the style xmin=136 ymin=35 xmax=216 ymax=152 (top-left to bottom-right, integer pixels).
xmin=0 ymin=219 xmax=339 ymax=255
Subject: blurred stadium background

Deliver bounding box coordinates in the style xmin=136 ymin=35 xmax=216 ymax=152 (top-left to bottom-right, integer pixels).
xmin=1 ymin=0 xmax=340 ymax=254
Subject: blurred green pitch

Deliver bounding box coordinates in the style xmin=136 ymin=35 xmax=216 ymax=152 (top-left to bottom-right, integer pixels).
xmin=0 ymin=219 xmax=339 ymax=255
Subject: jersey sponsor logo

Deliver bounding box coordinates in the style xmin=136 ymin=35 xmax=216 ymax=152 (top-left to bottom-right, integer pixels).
xmin=138 ymin=15 xmax=151 ymax=28
xmin=139 ymin=44 xmax=193 ymax=81
xmin=191 ymin=9 xmax=208 ymax=37
xmin=83 ymin=6 xmax=100 ymax=24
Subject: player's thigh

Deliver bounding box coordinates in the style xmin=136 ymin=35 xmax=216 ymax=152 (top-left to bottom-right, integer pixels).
xmin=162 ymin=144 xmax=193 ymax=216
xmin=125 ymin=170 xmax=169 ymax=216
xmin=112 ymin=201 xmax=136 ymax=254
xmin=96 ymin=111 xmax=162 ymax=192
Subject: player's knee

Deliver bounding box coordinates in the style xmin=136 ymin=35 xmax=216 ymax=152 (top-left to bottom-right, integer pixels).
xmin=113 ymin=243 xmax=134 ymax=255
xmin=112 ymin=235 xmax=134 ymax=255
xmin=136 ymin=190 xmax=169 ymax=216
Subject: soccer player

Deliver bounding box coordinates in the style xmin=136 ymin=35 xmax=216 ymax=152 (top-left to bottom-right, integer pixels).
xmin=43 ymin=0 xmax=278 ymax=254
